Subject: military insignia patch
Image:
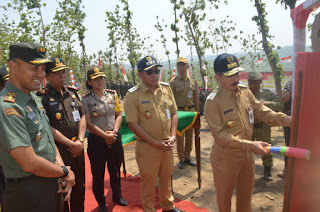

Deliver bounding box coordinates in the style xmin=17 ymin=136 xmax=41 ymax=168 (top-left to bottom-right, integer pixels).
xmin=128 ymin=86 xmax=138 ymax=93
xmin=82 ymin=91 xmax=93 ymax=98
xmin=3 ymin=92 xmax=16 ymax=103
xmin=4 ymin=108 xmax=21 ymax=117
xmin=38 ymin=87 xmax=49 ymax=94
xmin=207 ymin=93 xmax=216 ymax=100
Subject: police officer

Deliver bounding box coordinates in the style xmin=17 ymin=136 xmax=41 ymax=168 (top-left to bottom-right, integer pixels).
xmin=248 ymin=72 xmax=284 ymax=181
xmin=124 ymin=56 xmax=183 ymax=212
xmin=37 ymin=57 xmax=86 ymax=212
xmin=82 ymin=67 xmax=127 ymax=212
xmin=0 ymin=67 xmax=9 ymax=211
xmin=0 ymin=42 xmax=75 ymax=212
xmin=169 ymin=56 xmax=199 ymax=169
xmin=204 ymin=53 xmax=292 ymax=212
xmin=278 ymin=81 xmax=292 ymax=178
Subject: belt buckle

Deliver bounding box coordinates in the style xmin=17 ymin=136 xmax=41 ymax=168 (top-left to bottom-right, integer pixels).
xmin=184 ymin=107 xmax=188 ymax=110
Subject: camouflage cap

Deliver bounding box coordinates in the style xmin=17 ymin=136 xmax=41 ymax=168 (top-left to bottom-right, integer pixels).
xmin=9 ymin=42 xmax=52 ymax=65
xmin=248 ymin=72 xmax=263 ymax=81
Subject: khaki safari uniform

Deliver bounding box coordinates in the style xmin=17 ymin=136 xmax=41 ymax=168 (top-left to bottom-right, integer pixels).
xmin=124 ymin=82 xmax=177 ymax=212
xmin=169 ymin=75 xmax=199 ymax=162
xmin=37 ymin=84 xmax=85 ymax=212
xmin=204 ymin=85 xmax=291 ymax=212
xmin=252 ymin=89 xmax=283 ymax=167
xmin=82 ymin=89 xmax=124 ymax=206
xmin=0 ymin=82 xmax=58 ymax=212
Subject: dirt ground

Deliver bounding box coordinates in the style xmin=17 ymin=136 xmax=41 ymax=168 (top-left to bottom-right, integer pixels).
xmin=122 ymin=116 xmax=287 ymax=212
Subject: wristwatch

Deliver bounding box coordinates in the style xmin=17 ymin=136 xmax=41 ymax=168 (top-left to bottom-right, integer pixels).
xmin=114 ymin=129 xmax=119 ymax=133
xmin=78 ymin=137 xmax=84 ymax=143
xmin=60 ymin=165 xmax=69 ymax=179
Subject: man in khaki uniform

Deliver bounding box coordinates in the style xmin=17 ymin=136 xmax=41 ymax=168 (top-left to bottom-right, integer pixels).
xmin=248 ymin=72 xmax=284 ymax=181
xmin=169 ymin=57 xmax=199 ymax=169
xmin=124 ymin=56 xmax=183 ymax=212
xmin=204 ymin=53 xmax=292 ymax=212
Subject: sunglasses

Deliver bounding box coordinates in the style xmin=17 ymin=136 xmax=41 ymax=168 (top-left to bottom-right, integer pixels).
xmin=146 ymin=68 xmax=160 ymax=75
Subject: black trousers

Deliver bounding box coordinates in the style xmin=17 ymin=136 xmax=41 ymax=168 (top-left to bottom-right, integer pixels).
xmin=87 ymin=133 xmax=123 ymax=206
xmin=57 ymin=145 xmax=85 ymax=212
xmin=0 ymin=165 xmax=6 ymax=210
xmin=3 ymin=175 xmax=58 ymax=212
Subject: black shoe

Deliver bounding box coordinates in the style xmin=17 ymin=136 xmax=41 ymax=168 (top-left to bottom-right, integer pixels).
xmin=264 ymin=167 xmax=273 ymax=181
xmin=178 ymin=161 xmax=185 ymax=169
xmin=163 ymin=207 xmax=185 ymax=212
xmin=184 ymin=159 xmax=196 ymax=166
xmin=113 ymin=197 xmax=128 ymax=206
xmin=99 ymin=204 xmax=107 ymax=212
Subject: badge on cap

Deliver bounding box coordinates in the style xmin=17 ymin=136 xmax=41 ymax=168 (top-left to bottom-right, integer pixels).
xmin=145 ymin=111 xmax=151 ymax=119
xmin=72 ymin=95 xmax=76 ymax=99
xmin=55 ymin=112 xmax=61 ymax=120
xmin=227 ymin=120 xmax=235 ymax=128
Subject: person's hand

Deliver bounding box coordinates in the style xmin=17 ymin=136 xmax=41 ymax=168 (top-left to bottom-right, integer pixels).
xmin=152 ymin=139 xmax=174 ymax=151
xmin=68 ymin=140 xmax=84 ymax=157
xmin=58 ymin=166 xmax=75 ymax=201
xmin=251 ymin=141 xmax=270 ymax=156
xmin=166 ymin=136 xmax=176 ymax=150
xmin=103 ymin=132 xmax=117 ymax=145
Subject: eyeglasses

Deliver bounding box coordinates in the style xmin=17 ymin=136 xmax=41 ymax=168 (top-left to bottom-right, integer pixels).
xmin=146 ymin=68 xmax=160 ymax=75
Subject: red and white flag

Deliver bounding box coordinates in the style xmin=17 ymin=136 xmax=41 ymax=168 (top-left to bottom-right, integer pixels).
xmin=70 ymin=68 xmax=75 ymax=86
xmin=98 ymin=57 xmax=102 ymax=67
xmin=160 ymin=67 xmax=164 ymax=82
xmin=281 ymin=56 xmax=292 ymax=62
xmin=256 ymin=58 xmax=263 ymax=64
xmin=202 ymin=64 xmax=207 ymax=70
xmin=172 ymin=67 xmax=176 ymax=78
xmin=187 ymin=68 xmax=190 ymax=76
xmin=120 ymin=64 xmax=128 ymax=82
xmin=204 ymin=76 xmax=208 ymax=90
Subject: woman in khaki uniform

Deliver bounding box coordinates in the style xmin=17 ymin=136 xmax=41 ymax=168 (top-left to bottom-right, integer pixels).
xmin=82 ymin=67 xmax=127 ymax=212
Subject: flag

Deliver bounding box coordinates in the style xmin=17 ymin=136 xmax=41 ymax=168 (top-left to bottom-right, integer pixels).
xmin=160 ymin=67 xmax=164 ymax=82
xmin=281 ymin=56 xmax=292 ymax=62
xmin=98 ymin=57 xmax=101 ymax=67
xmin=173 ymin=67 xmax=176 ymax=78
xmin=202 ymin=64 xmax=207 ymax=70
xmin=256 ymin=58 xmax=263 ymax=64
xmin=204 ymin=76 xmax=208 ymax=90
xmin=237 ymin=58 xmax=240 ymax=62
xmin=120 ymin=64 xmax=128 ymax=82
xmin=187 ymin=68 xmax=190 ymax=76
xmin=70 ymin=68 xmax=75 ymax=86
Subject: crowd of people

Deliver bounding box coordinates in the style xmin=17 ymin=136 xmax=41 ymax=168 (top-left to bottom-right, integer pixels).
xmin=0 ymin=42 xmax=293 ymax=212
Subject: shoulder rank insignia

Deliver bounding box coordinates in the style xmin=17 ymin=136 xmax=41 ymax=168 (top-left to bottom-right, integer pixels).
xmin=207 ymin=93 xmax=216 ymax=100
xmin=238 ymin=84 xmax=247 ymax=88
xmin=38 ymin=87 xmax=49 ymax=95
xmin=160 ymin=82 xmax=170 ymax=86
xmin=3 ymin=92 xmax=17 ymax=103
xmin=67 ymin=85 xmax=78 ymax=90
xmin=128 ymin=86 xmax=139 ymax=93
xmin=4 ymin=108 xmax=21 ymax=117
xmin=82 ymin=91 xmax=93 ymax=98
xmin=105 ymin=89 xmax=116 ymax=93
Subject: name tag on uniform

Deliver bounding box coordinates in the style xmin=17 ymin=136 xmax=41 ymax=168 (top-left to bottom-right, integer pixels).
xmin=187 ymin=90 xmax=193 ymax=98
xmin=72 ymin=110 xmax=81 ymax=122
xmin=248 ymin=104 xmax=254 ymax=123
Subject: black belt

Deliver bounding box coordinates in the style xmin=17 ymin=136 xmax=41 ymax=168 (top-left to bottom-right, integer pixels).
xmin=7 ymin=175 xmax=35 ymax=184
xmin=254 ymin=123 xmax=265 ymax=129
xmin=178 ymin=105 xmax=194 ymax=110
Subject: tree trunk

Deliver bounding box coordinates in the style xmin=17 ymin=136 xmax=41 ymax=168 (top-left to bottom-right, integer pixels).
xmin=173 ymin=0 xmax=180 ymax=58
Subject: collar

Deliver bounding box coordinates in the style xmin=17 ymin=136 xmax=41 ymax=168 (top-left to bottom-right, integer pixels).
xmin=4 ymin=81 xmax=33 ymax=106
xmin=140 ymin=81 xmax=160 ymax=93
xmin=47 ymin=84 xmax=67 ymax=96
xmin=177 ymin=75 xmax=189 ymax=81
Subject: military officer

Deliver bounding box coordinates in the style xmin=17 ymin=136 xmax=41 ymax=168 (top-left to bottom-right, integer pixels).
xmin=169 ymin=56 xmax=199 ymax=169
xmin=0 ymin=67 xmax=9 ymax=211
xmin=124 ymin=56 xmax=184 ymax=212
xmin=37 ymin=57 xmax=86 ymax=212
xmin=0 ymin=42 xmax=75 ymax=212
xmin=82 ymin=67 xmax=127 ymax=212
xmin=248 ymin=72 xmax=284 ymax=181
xmin=204 ymin=53 xmax=292 ymax=212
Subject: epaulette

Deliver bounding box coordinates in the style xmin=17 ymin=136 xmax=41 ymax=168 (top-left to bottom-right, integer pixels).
xmin=160 ymin=82 xmax=170 ymax=86
xmin=82 ymin=90 xmax=93 ymax=98
xmin=38 ymin=87 xmax=49 ymax=95
xmin=238 ymin=84 xmax=247 ymax=88
xmin=105 ymin=89 xmax=116 ymax=93
xmin=207 ymin=92 xmax=217 ymax=100
xmin=3 ymin=92 xmax=17 ymax=103
xmin=128 ymin=85 xmax=139 ymax=93
xmin=67 ymin=85 xmax=78 ymax=90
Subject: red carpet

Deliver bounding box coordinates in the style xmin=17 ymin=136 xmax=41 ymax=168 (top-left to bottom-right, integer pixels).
xmin=84 ymin=153 xmax=208 ymax=212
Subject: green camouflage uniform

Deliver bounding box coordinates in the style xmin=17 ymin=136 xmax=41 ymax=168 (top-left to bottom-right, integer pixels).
xmin=252 ymin=89 xmax=283 ymax=167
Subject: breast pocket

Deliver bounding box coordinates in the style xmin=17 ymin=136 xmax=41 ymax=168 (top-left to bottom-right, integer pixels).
xmin=26 ymin=115 xmax=46 ymax=148
xmin=222 ymin=110 xmax=242 ymax=135
xmin=138 ymin=103 xmax=154 ymax=120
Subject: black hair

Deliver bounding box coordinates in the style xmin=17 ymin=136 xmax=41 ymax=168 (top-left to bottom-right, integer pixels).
xmin=86 ymin=79 xmax=92 ymax=90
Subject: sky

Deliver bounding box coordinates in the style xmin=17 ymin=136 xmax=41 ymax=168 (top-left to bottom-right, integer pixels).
xmin=2 ymin=0 xmax=313 ymax=63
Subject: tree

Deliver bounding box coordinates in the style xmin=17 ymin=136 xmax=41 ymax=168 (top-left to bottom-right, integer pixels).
xmin=252 ymin=0 xmax=285 ymax=96
xmin=170 ymin=0 xmax=182 ymax=58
